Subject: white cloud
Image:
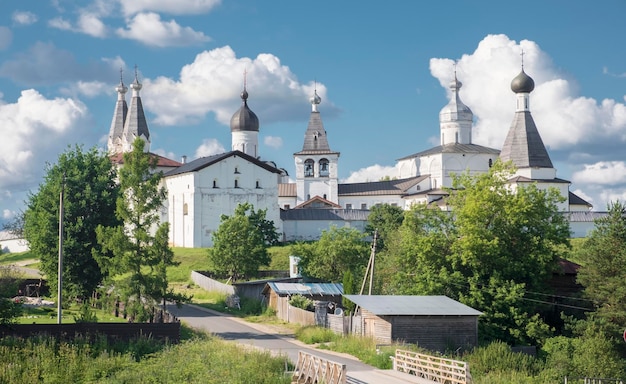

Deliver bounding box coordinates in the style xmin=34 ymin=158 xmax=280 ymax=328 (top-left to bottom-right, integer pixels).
xmin=143 ymin=46 xmax=337 ymax=127
xmin=572 ymin=161 xmax=626 ymax=186
xmin=3 ymin=209 xmax=15 ymax=220
xmin=49 ymin=17 xmax=73 ymax=31
xmin=116 ymin=12 xmax=210 ymax=47
xmin=0 ymin=27 xmax=12 ymax=50
xmin=77 ymin=12 xmax=107 ymax=38
xmin=194 ymin=138 xmax=225 ymax=158
xmin=12 ymin=11 xmax=38 ymax=26
xmin=342 ymin=164 xmax=399 ymax=183
xmin=60 ymin=81 xmax=111 ymax=98
xmin=264 ymin=136 xmax=283 ymax=149
xmin=49 ymin=13 xmax=108 ymax=38
xmin=152 ymin=148 xmax=178 ymax=161
xmin=0 ymin=90 xmax=88 ymax=194
xmin=118 ymin=0 xmax=221 ymax=16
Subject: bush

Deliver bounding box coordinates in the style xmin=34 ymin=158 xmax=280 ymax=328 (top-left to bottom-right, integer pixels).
xmin=464 ymin=341 xmax=541 ymax=378
xmin=289 ymin=294 xmax=313 ymax=310
xmin=295 ymin=326 xmax=338 ymax=344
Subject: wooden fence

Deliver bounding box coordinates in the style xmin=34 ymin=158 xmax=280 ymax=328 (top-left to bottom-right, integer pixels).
xmin=291 ymin=351 xmax=347 ymax=384
xmin=393 ymin=349 xmax=472 ymax=384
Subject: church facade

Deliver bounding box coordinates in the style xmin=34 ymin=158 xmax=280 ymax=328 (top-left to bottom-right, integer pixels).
xmin=107 ymin=67 xmax=596 ymax=247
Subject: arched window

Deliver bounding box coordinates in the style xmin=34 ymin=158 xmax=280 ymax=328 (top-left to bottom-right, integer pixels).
xmin=234 ymin=179 xmax=239 ymax=188
xmin=304 ymin=159 xmax=314 ymax=177
xmin=213 ymin=179 xmax=218 ymax=188
xmin=319 ymin=158 xmax=329 ymax=177
xmin=255 ymin=180 xmax=261 ymax=188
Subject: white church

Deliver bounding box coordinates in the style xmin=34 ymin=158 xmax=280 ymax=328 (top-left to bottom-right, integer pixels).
xmin=107 ymin=67 xmax=599 ymax=247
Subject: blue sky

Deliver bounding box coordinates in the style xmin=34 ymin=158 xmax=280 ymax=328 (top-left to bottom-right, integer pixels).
xmin=1 ymin=0 xmax=626 ymax=225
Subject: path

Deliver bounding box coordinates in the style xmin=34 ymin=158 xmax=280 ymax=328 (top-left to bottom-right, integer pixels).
xmin=167 ymin=303 xmax=434 ymax=383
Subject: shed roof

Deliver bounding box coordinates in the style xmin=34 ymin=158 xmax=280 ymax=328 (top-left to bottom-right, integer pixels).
xmin=263 ymin=282 xmax=344 ymax=296
xmin=343 ymin=295 xmax=482 ymax=316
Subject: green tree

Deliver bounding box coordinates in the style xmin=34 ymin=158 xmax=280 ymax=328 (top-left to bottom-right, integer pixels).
xmin=23 ymin=145 xmax=120 ymax=300
xmin=207 ymin=203 xmax=276 ymax=280
xmin=364 ymin=203 xmax=404 ymax=251
xmin=386 ymin=161 xmax=570 ymax=344
xmin=0 ymin=266 xmax=23 ymax=324
xmin=292 ymin=226 xmax=369 ymax=282
xmin=95 ymin=139 xmax=183 ymax=322
xmin=576 ymin=201 xmax=626 ymax=334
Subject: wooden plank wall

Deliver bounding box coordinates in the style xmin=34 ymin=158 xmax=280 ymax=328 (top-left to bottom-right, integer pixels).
xmin=389 ymin=316 xmax=478 ymax=352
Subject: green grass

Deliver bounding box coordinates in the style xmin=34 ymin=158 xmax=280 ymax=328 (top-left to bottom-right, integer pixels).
xmin=167 ymin=247 xmax=211 ymax=282
xmin=0 ymin=250 xmax=37 ymax=266
xmin=17 ymin=303 xmax=128 ymax=324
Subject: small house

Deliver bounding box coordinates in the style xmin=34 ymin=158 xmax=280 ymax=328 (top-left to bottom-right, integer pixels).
xmin=344 ymin=295 xmax=482 ymax=352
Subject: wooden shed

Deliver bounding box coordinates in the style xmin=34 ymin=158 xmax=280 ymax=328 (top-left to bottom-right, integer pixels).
xmin=262 ymin=282 xmax=343 ymax=324
xmin=344 ymin=295 xmax=482 ymax=353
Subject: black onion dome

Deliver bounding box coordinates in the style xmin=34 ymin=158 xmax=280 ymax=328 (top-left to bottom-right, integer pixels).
xmin=230 ymin=89 xmax=259 ymax=132
xmin=511 ymin=70 xmax=535 ymax=93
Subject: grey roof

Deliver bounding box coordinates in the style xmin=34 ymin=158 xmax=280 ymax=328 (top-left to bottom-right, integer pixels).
xmin=569 ymin=191 xmax=592 ymax=207
xmin=107 ymin=80 xmax=128 ymax=151
xmin=507 ymin=175 xmax=570 ymax=184
xmin=264 ymin=282 xmax=344 ymax=296
xmin=398 ymin=143 xmax=500 ymax=161
xmin=338 ymin=176 xmax=427 ymax=196
xmin=281 ymin=208 xmax=370 ymax=221
xmin=344 ymin=295 xmax=482 ymax=316
xmin=163 ymin=150 xmax=282 ymax=177
xmin=500 ymin=111 xmax=553 ymax=169
xmin=230 ymin=89 xmax=259 ymax=132
xmin=294 ymin=112 xmax=339 ymax=155
xmin=566 ymin=211 xmax=608 ymax=222
xmin=122 ymin=78 xmax=150 ymax=143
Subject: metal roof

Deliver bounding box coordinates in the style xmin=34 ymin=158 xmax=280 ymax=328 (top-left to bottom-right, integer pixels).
xmin=264 ymin=282 xmax=344 ymax=296
xmin=398 ymin=143 xmax=500 ymax=161
xmin=500 ymin=111 xmax=553 ymax=169
xmin=280 ymin=208 xmax=370 ymax=221
xmin=343 ymin=295 xmax=482 ymax=316
xmin=163 ymin=150 xmax=282 ymax=177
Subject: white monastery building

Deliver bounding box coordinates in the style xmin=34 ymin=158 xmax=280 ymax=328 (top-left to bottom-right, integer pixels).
xmin=107 ymin=66 xmax=597 ymax=247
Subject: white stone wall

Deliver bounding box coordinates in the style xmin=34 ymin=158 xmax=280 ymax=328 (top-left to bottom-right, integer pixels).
xmin=282 ymin=219 xmax=366 ymax=242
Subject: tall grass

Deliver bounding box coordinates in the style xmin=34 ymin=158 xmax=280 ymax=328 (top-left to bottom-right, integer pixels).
xmin=0 ymin=334 xmax=291 ymax=383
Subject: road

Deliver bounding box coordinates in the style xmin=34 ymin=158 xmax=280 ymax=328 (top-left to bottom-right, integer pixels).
xmin=167 ymin=303 xmax=433 ymax=384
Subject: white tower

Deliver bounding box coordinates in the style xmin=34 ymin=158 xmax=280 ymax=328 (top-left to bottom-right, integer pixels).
xmin=294 ymin=90 xmax=340 ymax=205
xmin=230 ymin=78 xmax=259 ymax=158
xmin=439 ymin=72 xmax=473 ymax=145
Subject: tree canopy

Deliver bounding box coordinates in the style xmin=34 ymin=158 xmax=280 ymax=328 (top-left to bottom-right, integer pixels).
xmin=95 ymin=139 xmax=183 ymax=321
xmin=364 ymin=203 xmax=404 ymax=251
xmin=23 ymin=145 xmax=120 ymax=300
xmin=383 ymin=161 xmax=571 ymax=344
xmin=576 ymin=200 xmax=626 ymax=335
xmin=207 ymin=203 xmax=277 ymax=280
xmin=292 ymin=226 xmax=370 ymax=283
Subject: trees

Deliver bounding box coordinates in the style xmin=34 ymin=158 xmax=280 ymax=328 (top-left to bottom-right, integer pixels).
xmin=386 ymin=161 xmax=570 ymax=344
xmin=207 ymin=203 xmax=277 ymax=280
xmin=576 ymin=201 xmax=626 ymax=335
xmin=292 ymin=226 xmax=370 ymax=283
xmin=95 ymin=139 xmax=183 ymax=321
xmin=0 ymin=266 xmax=23 ymax=324
xmin=364 ymin=203 xmax=404 ymax=251
xmin=23 ymin=145 xmax=120 ymax=300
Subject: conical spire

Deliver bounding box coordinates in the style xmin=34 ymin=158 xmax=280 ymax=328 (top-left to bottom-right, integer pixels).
xmin=297 ymin=89 xmax=336 ymax=154
xmin=107 ymin=69 xmax=128 ymax=154
xmin=122 ymin=66 xmax=150 ymax=152
xmin=500 ymin=67 xmax=553 ymax=169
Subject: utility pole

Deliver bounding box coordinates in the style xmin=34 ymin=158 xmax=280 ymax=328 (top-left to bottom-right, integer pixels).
xmin=57 ymin=173 xmax=65 ymax=324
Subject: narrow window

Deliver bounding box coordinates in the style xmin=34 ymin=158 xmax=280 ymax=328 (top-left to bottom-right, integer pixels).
xmin=284 ymin=204 xmax=290 ymax=210
xmin=304 ymin=159 xmax=314 ymax=177
xmin=234 ymin=179 xmax=239 ymax=188
xmin=361 ymin=203 xmax=367 ymax=210
xmin=234 ymin=167 xmax=240 ymax=174
xmin=323 ymin=194 xmax=327 ymax=199
xmin=213 ymin=179 xmax=218 ymax=188
xmin=256 ymin=180 xmax=261 ymax=188
xmin=346 ymin=203 xmax=352 ymax=209
xmin=488 ymin=158 xmax=493 ymax=168
xmin=319 ymin=158 xmax=329 ymax=177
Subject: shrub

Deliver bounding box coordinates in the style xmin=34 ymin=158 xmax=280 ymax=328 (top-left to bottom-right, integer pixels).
xmin=295 ymin=326 xmax=338 ymax=344
xmin=289 ymin=294 xmax=313 ymax=310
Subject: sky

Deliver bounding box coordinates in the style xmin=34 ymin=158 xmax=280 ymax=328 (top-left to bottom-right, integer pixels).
xmin=1 ymin=0 xmax=626 ymax=227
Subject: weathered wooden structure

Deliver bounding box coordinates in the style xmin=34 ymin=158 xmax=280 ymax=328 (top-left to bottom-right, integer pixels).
xmin=344 ymin=295 xmax=482 ymax=352
xmin=393 ymin=349 xmax=472 ymax=384
xmin=291 ymin=351 xmax=347 ymax=384
xmin=263 ymin=282 xmax=343 ymax=325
